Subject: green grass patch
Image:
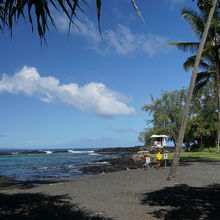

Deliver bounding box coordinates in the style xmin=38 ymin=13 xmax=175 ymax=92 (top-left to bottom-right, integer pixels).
xmin=169 ymin=152 xmax=220 ymax=161
xmin=149 ymin=151 xmax=220 ymax=161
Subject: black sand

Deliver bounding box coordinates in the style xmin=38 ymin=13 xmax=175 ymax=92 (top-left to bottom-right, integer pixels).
xmin=1 ymin=161 xmax=220 ymax=220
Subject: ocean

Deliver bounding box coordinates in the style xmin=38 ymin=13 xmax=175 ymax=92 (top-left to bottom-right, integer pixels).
xmin=0 ymin=148 xmax=120 ymax=181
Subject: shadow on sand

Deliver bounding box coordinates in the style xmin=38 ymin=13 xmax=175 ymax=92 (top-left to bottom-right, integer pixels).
xmin=141 ymin=184 xmax=220 ymax=220
xmin=0 ymin=175 xmax=69 ymax=190
xmin=0 ymin=192 xmax=112 ymax=220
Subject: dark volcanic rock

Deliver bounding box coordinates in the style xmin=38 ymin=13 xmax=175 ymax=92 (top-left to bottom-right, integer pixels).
xmin=95 ymin=146 xmax=144 ymax=153
xmin=53 ymin=150 xmax=69 ymax=154
xmin=0 ymin=152 xmax=12 ymax=156
xmin=80 ymin=156 xmax=143 ymax=174
xmin=19 ymin=151 xmax=47 ymax=155
xmin=0 ymin=175 xmax=20 ymax=187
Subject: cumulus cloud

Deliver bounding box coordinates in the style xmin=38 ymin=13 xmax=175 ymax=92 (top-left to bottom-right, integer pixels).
xmin=0 ymin=66 xmax=135 ymax=117
xmin=55 ymin=14 xmax=166 ymax=56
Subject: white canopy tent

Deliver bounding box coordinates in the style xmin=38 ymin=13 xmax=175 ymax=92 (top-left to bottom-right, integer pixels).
xmin=150 ymin=135 xmax=169 ymax=149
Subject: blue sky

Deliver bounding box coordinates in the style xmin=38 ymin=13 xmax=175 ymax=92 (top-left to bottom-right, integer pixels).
xmin=0 ymin=0 xmax=199 ymax=149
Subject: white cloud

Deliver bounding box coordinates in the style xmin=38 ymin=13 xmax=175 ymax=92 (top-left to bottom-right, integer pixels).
xmin=55 ymin=14 xmax=166 ymax=56
xmin=0 ymin=66 xmax=136 ymax=117
xmin=105 ymin=25 xmax=165 ymax=56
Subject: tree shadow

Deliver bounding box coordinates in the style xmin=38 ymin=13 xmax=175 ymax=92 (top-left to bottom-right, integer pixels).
xmin=0 ymin=192 xmax=112 ymax=220
xmin=0 ymin=175 xmax=68 ymax=189
xmin=168 ymin=159 xmax=220 ymax=168
xmin=141 ymin=184 xmax=220 ymax=220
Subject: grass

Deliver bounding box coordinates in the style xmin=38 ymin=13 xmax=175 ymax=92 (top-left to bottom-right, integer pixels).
xmin=149 ymin=151 xmax=220 ymax=161
xmin=170 ymin=152 xmax=220 ymax=161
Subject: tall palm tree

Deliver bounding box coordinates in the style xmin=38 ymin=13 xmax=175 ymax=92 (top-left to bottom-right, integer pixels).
xmin=167 ymin=0 xmax=218 ymax=180
xmin=168 ymin=5 xmax=220 ymax=149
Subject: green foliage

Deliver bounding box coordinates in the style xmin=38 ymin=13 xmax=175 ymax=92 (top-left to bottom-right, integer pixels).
xmin=196 ymin=0 xmax=215 ymax=10
xmin=140 ymin=86 xmax=218 ymax=148
xmin=141 ymin=89 xmax=187 ymax=145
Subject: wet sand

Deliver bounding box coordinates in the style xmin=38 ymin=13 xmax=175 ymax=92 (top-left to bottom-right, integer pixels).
xmin=1 ymin=161 xmax=220 ymax=220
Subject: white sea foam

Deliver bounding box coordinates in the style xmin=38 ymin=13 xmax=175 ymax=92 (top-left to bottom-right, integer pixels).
xmin=44 ymin=151 xmax=52 ymax=154
xmin=96 ymin=161 xmax=110 ymax=165
xmin=67 ymin=165 xmax=75 ymax=168
xmin=68 ymin=150 xmax=94 ymax=154
xmin=38 ymin=167 xmax=48 ymax=170
xmin=89 ymin=152 xmax=100 ymax=156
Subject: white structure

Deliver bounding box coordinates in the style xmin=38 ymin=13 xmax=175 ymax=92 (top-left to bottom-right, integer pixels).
xmin=150 ymin=135 xmax=169 ymax=149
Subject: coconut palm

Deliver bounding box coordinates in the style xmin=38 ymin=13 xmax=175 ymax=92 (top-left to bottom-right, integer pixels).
xmin=168 ymin=5 xmax=220 ymax=149
xmin=167 ymin=0 xmax=218 ymax=180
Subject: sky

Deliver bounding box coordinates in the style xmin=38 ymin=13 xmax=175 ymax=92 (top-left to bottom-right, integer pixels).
xmin=0 ymin=0 xmax=199 ymax=149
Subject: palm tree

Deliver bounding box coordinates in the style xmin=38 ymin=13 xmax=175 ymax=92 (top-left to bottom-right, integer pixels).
xmin=167 ymin=0 xmax=218 ymax=180
xmin=168 ymin=5 xmax=220 ymax=148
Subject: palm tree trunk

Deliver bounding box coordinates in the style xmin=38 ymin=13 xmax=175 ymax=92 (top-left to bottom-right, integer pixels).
xmin=167 ymin=0 xmax=218 ymax=180
xmin=215 ymin=53 xmax=220 ymax=152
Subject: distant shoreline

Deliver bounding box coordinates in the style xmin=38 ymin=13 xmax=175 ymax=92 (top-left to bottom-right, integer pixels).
xmin=0 ymin=146 xmax=144 ymax=156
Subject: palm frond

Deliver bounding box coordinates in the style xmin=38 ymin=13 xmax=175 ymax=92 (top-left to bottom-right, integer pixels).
xmin=193 ymin=70 xmax=216 ymax=94
xmin=194 ymin=78 xmax=210 ymax=94
xmin=3 ymin=0 xmax=87 ymax=40
xmin=183 ymin=55 xmax=212 ymax=71
xmin=1 ymin=0 xmax=143 ymax=40
xmin=96 ymin=0 xmax=101 ymax=35
xmin=182 ymin=8 xmax=204 ymax=38
xmin=166 ymin=41 xmax=200 ymax=53
xmin=0 ymin=0 xmax=7 ymax=31
xmin=196 ymin=71 xmax=215 ymax=83
xmin=131 ymin=0 xmax=144 ymax=22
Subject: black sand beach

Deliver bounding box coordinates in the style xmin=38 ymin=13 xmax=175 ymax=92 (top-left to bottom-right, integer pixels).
xmin=1 ymin=160 xmax=220 ymax=220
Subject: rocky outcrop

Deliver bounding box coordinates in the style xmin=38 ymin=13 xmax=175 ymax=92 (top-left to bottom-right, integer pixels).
xmin=18 ymin=151 xmax=47 ymax=155
xmin=53 ymin=150 xmax=69 ymax=154
xmin=80 ymin=156 xmax=144 ymax=174
xmin=95 ymin=146 xmax=145 ymax=153
xmin=0 ymin=152 xmax=12 ymax=156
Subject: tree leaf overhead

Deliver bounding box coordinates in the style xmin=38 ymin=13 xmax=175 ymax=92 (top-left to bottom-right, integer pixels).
xmin=0 ymin=0 xmax=142 ymax=40
xmin=183 ymin=54 xmax=212 ymax=71
xmin=182 ymin=9 xmax=205 ymax=38
xmin=96 ymin=0 xmax=101 ymax=35
xmin=166 ymin=42 xmax=200 ymax=53
xmin=131 ymin=0 xmax=144 ymax=22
